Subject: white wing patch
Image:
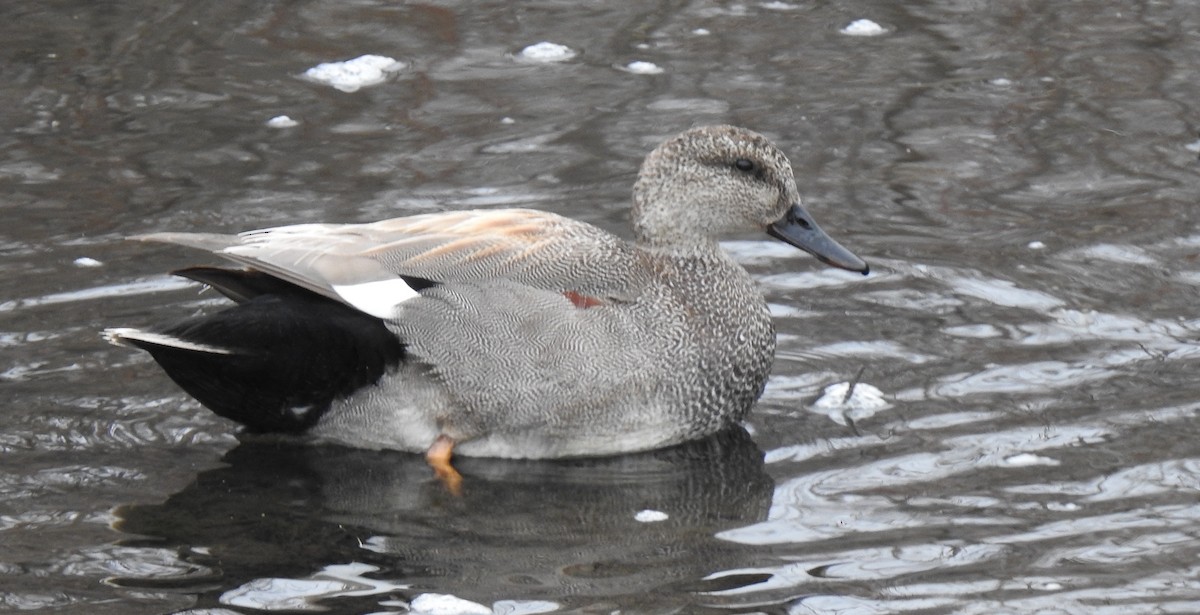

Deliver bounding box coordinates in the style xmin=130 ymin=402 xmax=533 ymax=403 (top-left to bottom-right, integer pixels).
xmin=332 ymin=279 xmax=421 ymax=319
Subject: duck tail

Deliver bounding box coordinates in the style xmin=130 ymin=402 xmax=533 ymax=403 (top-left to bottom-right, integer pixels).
xmin=104 ymin=270 xmax=405 ymax=433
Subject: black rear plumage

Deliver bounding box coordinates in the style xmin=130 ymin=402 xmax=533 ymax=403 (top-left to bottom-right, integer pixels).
xmin=121 ymin=267 xmax=406 ymax=433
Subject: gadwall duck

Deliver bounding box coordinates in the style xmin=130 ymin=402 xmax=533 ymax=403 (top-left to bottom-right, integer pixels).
xmin=105 ymin=125 xmax=867 ymax=487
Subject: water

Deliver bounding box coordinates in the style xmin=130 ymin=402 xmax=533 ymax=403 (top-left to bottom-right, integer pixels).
xmin=3 ymin=1 xmax=1199 ymax=613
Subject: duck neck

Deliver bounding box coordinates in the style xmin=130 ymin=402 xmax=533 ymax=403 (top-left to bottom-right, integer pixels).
xmin=634 ymin=230 xmax=724 ymax=259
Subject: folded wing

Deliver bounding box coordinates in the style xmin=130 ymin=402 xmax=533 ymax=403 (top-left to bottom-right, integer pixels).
xmin=136 ymin=209 xmax=643 ymax=318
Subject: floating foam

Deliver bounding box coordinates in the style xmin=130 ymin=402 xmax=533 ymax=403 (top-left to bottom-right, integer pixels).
xmin=517 ymin=42 xmax=576 ymax=63
xmin=811 ymin=381 xmax=890 ymax=426
xmin=841 ymin=19 xmax=886 ymax=36
xmin=266 ymin=115 xmax=299 ymax=128
xmin=409 ymin=593 xmax=491 ymax=615
xmin=623 ymin=61 xmax=664 ymax=75
xmin=814 ymin=381 xmax=888 ymax=411
xmin=1003 ymin=453 xmax=1061 ymax=467
xmin=303 ymin=55 xmax=405 ymax=93
xmin=635 ymin=509 xmax=669 ymax=522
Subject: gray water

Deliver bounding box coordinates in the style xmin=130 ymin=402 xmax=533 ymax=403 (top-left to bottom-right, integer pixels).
xmin=3 ymin=1 xmax=1199 ymax=613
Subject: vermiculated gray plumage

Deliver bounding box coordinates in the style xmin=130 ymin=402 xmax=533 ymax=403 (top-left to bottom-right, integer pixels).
xmin=105 ymin=125 xmax=867 ymax=459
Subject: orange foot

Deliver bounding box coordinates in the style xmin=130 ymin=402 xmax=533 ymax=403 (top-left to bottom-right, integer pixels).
xmin=425 ymin=434 xmax=463 ymax=495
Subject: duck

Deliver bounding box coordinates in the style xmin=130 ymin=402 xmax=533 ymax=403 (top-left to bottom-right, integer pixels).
xmin=104 ymin=125 xmax=868 ymax=489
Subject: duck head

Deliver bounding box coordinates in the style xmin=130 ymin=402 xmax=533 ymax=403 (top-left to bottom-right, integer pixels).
xmin=632 ymin=124 xmax=868 ymax=275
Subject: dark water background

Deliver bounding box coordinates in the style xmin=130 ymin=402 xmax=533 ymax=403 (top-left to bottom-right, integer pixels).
xmin=3 ymin=1 xmax=1199 ymax=613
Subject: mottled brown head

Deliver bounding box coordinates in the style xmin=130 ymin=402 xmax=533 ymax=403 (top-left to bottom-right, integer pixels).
xmin=631 ymin=125 xmax=867 ymax=273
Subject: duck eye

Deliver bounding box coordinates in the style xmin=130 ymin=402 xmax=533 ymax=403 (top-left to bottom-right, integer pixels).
xmin=733 ymin=158 xmax=757 ymax=173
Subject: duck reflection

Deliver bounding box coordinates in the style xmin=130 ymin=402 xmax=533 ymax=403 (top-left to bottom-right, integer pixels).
xmin=114 ymin=427 xmax=773 ymax=612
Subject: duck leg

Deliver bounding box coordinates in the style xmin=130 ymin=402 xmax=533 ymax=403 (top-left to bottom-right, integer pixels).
xmin=425 ymin=434 xmax=463 ymax=495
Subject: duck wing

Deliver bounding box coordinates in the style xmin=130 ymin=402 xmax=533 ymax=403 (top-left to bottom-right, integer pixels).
xmin=136 ymin=208 xmax=644 ymax=318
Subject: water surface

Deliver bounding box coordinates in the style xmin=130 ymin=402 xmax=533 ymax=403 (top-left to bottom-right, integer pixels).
xmin=3 ymin=1 xmax=1199 ymax=613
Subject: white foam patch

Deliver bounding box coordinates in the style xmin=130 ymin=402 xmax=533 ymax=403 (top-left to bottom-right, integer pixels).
xmin=266 ymin=115 xmax=299 ymax=128
xmin=1003 ymin=453 xmax=1060 ymax=467
xmin=841 ymin=18 xmax=886 ymax=36
xmin=516 ymin=41 xmax=576 ymax=63
xmin=409 ymin=593 xmax=491 ymax=615
xmin=333 ymin=279 xmax=420 ymax=319
xmin=811 ymin=381 xmax=890 ymax=426
xmin=73 ymin=256 xmax=103 ymax=267
xmin=103 ymin=328 xmax=233 ymax=355
xmin=814 ymin=381 xmax=888 ymax=410
xmin=303 ymin=55 xmax=405 ymax=93
xmin=623 ymin=61 xmax=664 ymax=75
xmin=635 ymin=509 xmax=669 ymax=522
